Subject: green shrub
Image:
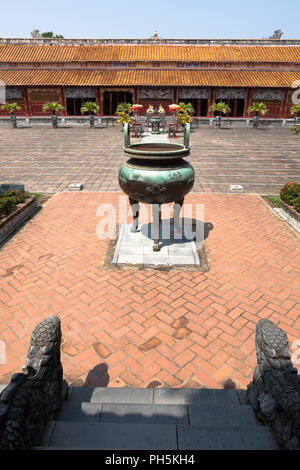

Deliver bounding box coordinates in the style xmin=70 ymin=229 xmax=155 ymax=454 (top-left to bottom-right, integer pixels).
xmin=4 ymin=190 xmax=27 ymax=203
xmin=294 ymin=195 xmax=300 ymax=213
xmin=0 ymin=197 xmax=15 ymax=215
xmin=0 ymin=190 xmax=30 ymax=216
xmin=280 ymin=182 xmax=300 ymax=206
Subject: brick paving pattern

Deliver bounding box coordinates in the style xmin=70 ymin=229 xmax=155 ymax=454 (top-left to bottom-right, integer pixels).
xmin=0 ymin=192 xmax=299 ymax=389
xmin=0 ymin=125 xmax=300 ymax=194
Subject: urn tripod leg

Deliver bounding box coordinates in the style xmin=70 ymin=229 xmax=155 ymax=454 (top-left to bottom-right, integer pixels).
xmin=152 ymin=203 xmax=161 ymax=251
xmin=129 ymin=197 xmax=140 ymax=232
xmin=173 ymin=198 xmax=184 ymax=235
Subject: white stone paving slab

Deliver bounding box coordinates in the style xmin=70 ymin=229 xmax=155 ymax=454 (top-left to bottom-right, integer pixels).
xmin=141 ymin=131 xmax=170 ymax=144
xmin=113 ymin=223 xmax=200 ymax=267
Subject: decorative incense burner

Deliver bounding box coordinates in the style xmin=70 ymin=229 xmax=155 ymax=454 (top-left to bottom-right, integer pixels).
xmin=118 ymin=123 xmax=195 ymax=251
xmin=149 ymin=114 xmax=164 ymax=134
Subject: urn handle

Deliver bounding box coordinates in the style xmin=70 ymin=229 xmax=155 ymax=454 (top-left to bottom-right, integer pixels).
xmin=184 ymin=123 xmax=190 ymax=149
xmin=124 ymin=122 xmax=130 ymax=149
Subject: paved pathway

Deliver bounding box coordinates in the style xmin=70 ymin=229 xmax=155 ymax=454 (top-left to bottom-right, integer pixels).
xmin=0 ymin=192 xmax=299 ymax=389
xmin=0 ymin=126 xmax=299 ymax=194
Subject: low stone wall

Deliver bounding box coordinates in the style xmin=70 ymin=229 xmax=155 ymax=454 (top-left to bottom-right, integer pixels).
xmin=0 ymin=116 xmax=296 ymax=127
xmin=0 ymin=196 xmax=37 ymax=245
xmin=280 ymin=200 xmax=300 ymax=223
xmin=0 ymin=116 xmax=103 ymax=127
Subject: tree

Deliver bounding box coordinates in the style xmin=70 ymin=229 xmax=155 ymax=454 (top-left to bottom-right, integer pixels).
xmin=248 ymin=102 xmax=268 ymax=129
xmin=1 ymin=102 xmax=21 ymax=127
xmin=41 ymin=32 xmax=64 ymax=38
xmin=115 ymin=102 xmax=133 ymax=125
xmin=81 ymin=101 xmax=100 ymax=128
xmin=80 ymin=102 xmax=99 ymax=115
xmin=291 ymin=104 xmax=300 ymax=117
xmin=42 ymin=102 xmax=64 ymax=114
xmin=178 ymin=102 xmax=195 ymax=116
xmin=270 ymin=29 xmax=283 ymax=39
xmin=1 ymin=102 xmax=21 ymax=115
xmin=176 ymin=102 xmax=194 ymax=126
xmin=42 ymin=102 xmax=65 ymax=128
xmin=248 ymin=102 xmax=268 ymax=116
xmin=209 ymin=101 xmax=231 ymax=116
xmin=209 ymin=102 xmax=231 ymax=128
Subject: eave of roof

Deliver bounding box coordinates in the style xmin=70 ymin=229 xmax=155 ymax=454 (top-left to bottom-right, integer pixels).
xmin=0 ymin=44 xmax=300 ymax=63
xmin=1 ymin=68 xmax=300 ymax=88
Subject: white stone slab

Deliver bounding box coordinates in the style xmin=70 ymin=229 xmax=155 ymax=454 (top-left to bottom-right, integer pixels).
xmin=141 ymin=131 xmax=170 ymax=144
xmin=118 ymin=254 xmax=143 ymax=265
xmin=112 ymin=224 xmax=200 ymax=267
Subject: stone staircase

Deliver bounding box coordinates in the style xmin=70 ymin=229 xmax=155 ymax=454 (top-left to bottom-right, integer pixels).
xmin=33 ymin=387 xmax=279 ymax=450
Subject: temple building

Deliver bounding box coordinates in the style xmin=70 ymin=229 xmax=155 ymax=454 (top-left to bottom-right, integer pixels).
xmin=0 ymin=35 xmax=300 ymax=119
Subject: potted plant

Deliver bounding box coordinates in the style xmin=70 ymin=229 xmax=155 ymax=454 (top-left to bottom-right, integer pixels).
xmin=209 ymin=102 xmax=231 ymax=128
xmin=115 ymin=102 xmax=133 ymax=127
xmin=248 ymin=102 xmax=268 ymax=128
xmin=176 ymin=102 xmax=194 ymax=127
xmin=1 ymin=102 xmax=21 ymax=128
xmin=42 ymin=102 xmax=65 ymax=128
xmin=291 ymin=104 xmax=300 ymax=130
xmin=80 ymin=101 xmax=100 ymax=128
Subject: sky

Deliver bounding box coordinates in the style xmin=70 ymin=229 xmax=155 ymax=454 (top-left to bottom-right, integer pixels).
xmin=0 ymin=0 xmax=299 ymax=39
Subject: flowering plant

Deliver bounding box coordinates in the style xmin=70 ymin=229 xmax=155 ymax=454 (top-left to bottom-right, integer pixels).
xmin=280 ymin=182 xmax=300 ymax=206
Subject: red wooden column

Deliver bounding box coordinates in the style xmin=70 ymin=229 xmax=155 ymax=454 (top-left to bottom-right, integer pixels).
xmin=24 ymin=88 xmax=31 ymax=116
xmin=208 ymin=88 xmax=215 ymax=117
xmin=97 ymin=88 xmax=102 ymax=116
xmin=244 ymin=89 xmax=251 ymax=118
xmin=173 ymin=87 xmax=178 ymax=104
xmin=134 ymin=88 xmax=138 ymax=103
xmin=281 ymin=89 xmax=288 ymax=119
xmin=60 ymin=87 xmax=66 ymax=115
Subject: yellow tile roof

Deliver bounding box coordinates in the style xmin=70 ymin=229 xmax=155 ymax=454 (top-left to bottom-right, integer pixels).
xmin=0 ymin=68 xmax=299 ymax=87
xmin=0 ymin=44 xmax=300 ymax=63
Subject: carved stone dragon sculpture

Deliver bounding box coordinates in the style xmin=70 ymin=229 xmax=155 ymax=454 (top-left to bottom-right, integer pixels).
xmin=247 ymin=318 xmax=300 ymax=449
xmin=0 ymin=316 xmax=68 ymax=449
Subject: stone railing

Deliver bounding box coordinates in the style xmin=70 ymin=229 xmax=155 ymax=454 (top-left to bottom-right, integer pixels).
xmin=0 ymin=316 xmax=68 ymax=450
xmin=247 ymin=318 xmax=300 ymax=450
xmin=1 ymin=38 xmax=300 ymax=46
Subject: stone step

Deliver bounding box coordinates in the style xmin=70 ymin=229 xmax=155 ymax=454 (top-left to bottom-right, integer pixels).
xmin=39 ymin=421 xmax=279 ymax=450
xmin=68 ymin=386 xmax=247 ymax=405
xmin=55 ymin=402 xmax=260 ymax=427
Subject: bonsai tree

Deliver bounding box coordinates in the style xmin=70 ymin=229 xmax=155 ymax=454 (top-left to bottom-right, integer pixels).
xmin=80 ymin=101 xmax=100 ymax=128
xmin=248 ymin=102 xmax=268 ymax=128
xmin=1 ymin=102 xmax=21 ymax=128
xmin=178 ymin=102 xmax=195 ymax=116
xmin=116 ymin=111 xmax=132 ymax=125
xmin=209 ymin=102 xmax=231 ymax=128
xmin=115 ymin=102 xmax=133 ymax=126
xmin=291 ymin=104 xmax=300 ymax=125
xmin=176 ymin=102 xmax=195 ymax=127
xmin=116 ymin=102 xmax=132 ymax=115
xmin=42 ymin=102 xmax=65 ymax=128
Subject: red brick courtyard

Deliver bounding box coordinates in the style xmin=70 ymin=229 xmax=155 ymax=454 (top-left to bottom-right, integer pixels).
xmin=0 ymin=192 xmax=300 ymax=389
